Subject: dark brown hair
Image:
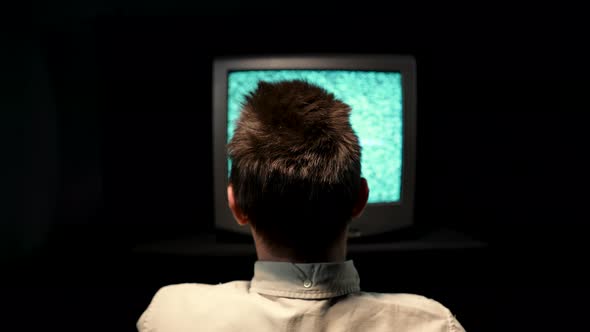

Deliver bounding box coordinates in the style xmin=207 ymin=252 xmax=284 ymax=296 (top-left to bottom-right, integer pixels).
xmin=228 ymin=80 xmax=361 ymax=255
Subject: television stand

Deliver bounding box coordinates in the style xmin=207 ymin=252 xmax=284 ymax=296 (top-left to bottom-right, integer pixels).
xmin=132 ymin=226 xmax=486 ymax=257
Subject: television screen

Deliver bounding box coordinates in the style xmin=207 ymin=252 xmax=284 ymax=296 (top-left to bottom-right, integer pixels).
xmin=227 ymin=70 xmax=403 ymax=204
xmin=213 ymin=55 xmax=416 ymax=237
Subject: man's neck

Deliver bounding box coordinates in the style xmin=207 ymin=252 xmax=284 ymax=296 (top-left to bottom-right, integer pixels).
xmin=256 ymin=250 xmax=347 ymax=264
xmin=253 ymin=232 xmax=348 ymax=263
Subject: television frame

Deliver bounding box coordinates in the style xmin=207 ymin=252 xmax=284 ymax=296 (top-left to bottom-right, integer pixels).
xmin=213 ymin=54 xmax=417 ymax=238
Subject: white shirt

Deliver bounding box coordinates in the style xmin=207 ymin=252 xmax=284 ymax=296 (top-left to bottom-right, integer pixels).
xmin=137 ymin=260 xmax=465 ymax=331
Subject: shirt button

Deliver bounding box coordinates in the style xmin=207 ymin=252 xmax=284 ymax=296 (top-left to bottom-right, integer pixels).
xmin=303 ymin=280 xmax=312 ymax=288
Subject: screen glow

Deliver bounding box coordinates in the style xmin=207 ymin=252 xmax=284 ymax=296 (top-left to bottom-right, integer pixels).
xmin=228 ymin=70 xmax=403 ymax=204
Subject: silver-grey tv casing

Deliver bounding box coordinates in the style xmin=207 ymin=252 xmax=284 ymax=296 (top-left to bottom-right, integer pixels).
xmin=213 ymin=55 xmax=417 ymax=238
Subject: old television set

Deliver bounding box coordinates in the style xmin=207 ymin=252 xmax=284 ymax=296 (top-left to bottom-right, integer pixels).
xmin=213 ymin=55 xmax=416 ymax=239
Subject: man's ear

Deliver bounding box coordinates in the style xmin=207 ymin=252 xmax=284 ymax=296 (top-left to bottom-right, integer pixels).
xmin=227 ymin=184 xmax=249 ymax=226
xmin=351 ymin=178 xmax=369 ymax=218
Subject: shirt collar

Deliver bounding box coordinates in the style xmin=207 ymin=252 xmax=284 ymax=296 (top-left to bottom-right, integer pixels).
xmin=250 ymin=260 xmax=361 ymax=299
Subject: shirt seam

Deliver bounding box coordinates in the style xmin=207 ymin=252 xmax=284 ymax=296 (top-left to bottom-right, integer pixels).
xmin=250 ymin=286 xmax=360 ymax=298
xmin=251 ymin=287 xmax=358 ymax=294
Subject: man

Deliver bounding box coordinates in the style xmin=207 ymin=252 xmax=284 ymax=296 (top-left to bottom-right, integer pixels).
xmin=137 ymin=80 xmax=465 ymax=331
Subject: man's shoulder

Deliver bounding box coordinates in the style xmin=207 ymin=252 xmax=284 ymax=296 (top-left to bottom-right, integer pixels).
xmin=153 ymin=281 xmax=250 ymax=302
xmin=358 ymin=292 xmax=453 ymax=318
xmin=350 ymin=292 xmax=464 ymax=331
xmin=137 ymin=281 xmax=251 ymax=332
xmin=152 ymin=281 xmax=250 ymax=304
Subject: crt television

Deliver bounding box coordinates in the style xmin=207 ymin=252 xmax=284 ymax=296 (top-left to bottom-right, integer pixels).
xmin=213 ymin=55 xmax=417 ymax=238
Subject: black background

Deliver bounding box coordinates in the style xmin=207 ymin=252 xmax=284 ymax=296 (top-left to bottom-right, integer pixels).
xmin=2 ymin=1 xmax=589 ymax=331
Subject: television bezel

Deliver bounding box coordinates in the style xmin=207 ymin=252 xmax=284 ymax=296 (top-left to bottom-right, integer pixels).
xmin=213 ymin=54 xmax=417 ymax=238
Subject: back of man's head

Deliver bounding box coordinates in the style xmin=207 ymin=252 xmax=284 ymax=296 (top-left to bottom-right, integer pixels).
xmin=228 ymin=80 xmax=362 ymax=256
